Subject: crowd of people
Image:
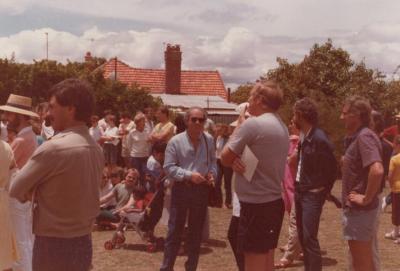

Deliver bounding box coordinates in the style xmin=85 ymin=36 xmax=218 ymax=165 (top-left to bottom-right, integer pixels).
xmin=0 ymin=78 xmax=399 ymax=271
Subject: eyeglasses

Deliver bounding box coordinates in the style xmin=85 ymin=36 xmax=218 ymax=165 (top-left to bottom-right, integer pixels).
xmin=190 ymin=117 xmax=206 ymax=123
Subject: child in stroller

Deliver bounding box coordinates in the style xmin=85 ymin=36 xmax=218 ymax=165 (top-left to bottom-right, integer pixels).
xmin=104 ymin=176 xmax=167 ymax=252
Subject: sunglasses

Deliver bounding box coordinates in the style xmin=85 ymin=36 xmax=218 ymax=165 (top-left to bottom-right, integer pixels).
xmin=190 ymin=117 xmax=206 ymax=123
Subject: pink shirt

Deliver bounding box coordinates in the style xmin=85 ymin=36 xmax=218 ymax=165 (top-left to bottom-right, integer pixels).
xmin=11 ymin=126 xmax=38 ymax=169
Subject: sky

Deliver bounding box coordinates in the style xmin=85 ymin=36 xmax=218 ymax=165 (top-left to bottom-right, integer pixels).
xmin=1 ymin=0 xmax=400 ymax=89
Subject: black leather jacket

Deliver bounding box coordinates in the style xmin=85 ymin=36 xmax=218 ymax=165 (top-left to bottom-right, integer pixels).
xmin=296 ymin=127 xmax=337 ymax=192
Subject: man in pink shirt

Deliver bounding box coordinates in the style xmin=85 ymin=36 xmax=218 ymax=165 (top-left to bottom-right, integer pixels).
xmin=0 ymin=93 xmax=39 ymax=271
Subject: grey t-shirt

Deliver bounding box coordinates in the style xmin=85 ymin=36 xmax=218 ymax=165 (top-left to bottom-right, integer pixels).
xmin=227 ymin=113 xmax=289 ymax=204
xmin=113 ymin=183 xmax=134 ymax=209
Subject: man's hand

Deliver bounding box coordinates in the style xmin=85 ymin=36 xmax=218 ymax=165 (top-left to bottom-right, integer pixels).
xmin=206 ymin=172 xmax=215 ymax=186
xmin=348 ymin=191 xmax=368 ymax=206
xmin=232 ymin=157 xmax=246 ymax=174
xmin=191 ymin=172 xmax=207 ymax=184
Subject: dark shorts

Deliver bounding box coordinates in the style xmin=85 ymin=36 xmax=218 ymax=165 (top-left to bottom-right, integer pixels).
xmin=237 ymin=198 xmax=284 ymax=254
xmin=33 ymin=234 xmax=92 ymax=271
xmin=392 ymin=192 xmax=400 ymax=226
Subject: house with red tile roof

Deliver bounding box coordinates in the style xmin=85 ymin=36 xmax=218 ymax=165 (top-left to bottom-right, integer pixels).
xmin=98 ymin=44 xmax=228 ymax=99
xmin=91 ymin=44 xmax=238 ymax=123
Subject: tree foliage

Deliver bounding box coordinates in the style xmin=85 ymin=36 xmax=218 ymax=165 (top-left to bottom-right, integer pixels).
xmin=233 ymin=39 xmax=400 ymax=153
xmin=0 ymin=56 xmax=158 ymax=118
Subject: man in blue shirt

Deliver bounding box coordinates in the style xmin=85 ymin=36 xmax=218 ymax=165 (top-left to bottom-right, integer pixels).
xmin=160 ymin=107 xmax=217 ymax=271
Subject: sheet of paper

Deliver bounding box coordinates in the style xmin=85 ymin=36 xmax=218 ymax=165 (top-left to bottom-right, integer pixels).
xmin=241 ymin=145 xmax=258 ymax=182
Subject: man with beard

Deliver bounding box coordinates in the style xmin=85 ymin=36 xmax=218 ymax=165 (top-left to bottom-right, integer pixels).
xmin=0 ymin=94 xmax=39 ymax=271
xmin=291 ymin=98 xmax=337 ymax=271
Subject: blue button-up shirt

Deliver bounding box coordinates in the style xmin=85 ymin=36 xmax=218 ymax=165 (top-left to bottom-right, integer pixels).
xmin=164 ymin=131 xmax=217 ymax=182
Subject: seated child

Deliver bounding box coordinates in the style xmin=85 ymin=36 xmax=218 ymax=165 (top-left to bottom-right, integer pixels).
xmin=97 ymin=168 xmax=139 ymax=226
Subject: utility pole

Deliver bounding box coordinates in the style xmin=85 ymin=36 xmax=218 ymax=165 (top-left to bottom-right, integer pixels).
xmin=45 ymin=32 xmax=48 ymax=61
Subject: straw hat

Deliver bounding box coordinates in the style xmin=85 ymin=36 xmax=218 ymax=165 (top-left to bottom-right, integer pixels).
xmin=0 ymin=94 xmax=39 ymax=118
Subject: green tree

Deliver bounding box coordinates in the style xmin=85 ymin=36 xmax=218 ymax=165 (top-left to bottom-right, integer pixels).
xmin=230 ymin=83 xmax=253 ymax=104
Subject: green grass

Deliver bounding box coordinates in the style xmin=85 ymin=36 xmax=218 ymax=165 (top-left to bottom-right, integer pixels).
xmin=92 ymin=183 xmax=400 ymax=271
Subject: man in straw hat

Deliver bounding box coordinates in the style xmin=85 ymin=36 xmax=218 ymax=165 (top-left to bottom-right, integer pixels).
xmin=10 ymin=78 xmax=104 ymax=271
xmin=0 ymin=93 xmax=39 ymax=271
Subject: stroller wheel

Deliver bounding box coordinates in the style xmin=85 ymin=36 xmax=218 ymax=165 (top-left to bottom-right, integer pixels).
xmin=156 ymin=237 xmax=165 ymax=248
xmin=146 ymin=243 xmax=156 ymax=253
xmin=104 ymin=240 xmax=114 ymax=250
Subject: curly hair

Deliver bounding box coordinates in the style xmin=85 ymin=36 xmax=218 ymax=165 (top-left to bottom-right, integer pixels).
xmin=293 ymin=97 xmax=318 ymax=126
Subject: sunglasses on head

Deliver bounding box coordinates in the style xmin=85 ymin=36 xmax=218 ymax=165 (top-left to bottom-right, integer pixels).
xmin=190 ymin=117 xmax=206 ymax=123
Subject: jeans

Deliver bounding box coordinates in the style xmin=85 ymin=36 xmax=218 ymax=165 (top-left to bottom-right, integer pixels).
xmin=130 ymin=156 xmax=149 ymax=186
xmin=282 ymin=201 xmax=302 ymax=261
xmin=216 ymin=159 xmax=233 ymax=206
xmin=160 ymin=183 xmax=208 ymax=271
xmin=295 ymin=189 xmax=327 ymax=271
xmin=33 ymin=234 xmax=92 ymax=271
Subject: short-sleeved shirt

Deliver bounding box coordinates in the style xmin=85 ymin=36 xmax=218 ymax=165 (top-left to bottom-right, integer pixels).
xmin=113 ymin=183 xmax=134 ymax=209
xmin=389 ymin=153 xmax=400 ymax=193
xmin=103 ymin=126 xmax=119 ymax=146
xmin=342 ymin=127 xmax=382 ymax=210
xmin=153 ymin=122 xmax=175 ymax=143
xmin=227 ymin=113 xmax=289 ymax=204
xmin=127 ymin=129 xmax=151 ymax=157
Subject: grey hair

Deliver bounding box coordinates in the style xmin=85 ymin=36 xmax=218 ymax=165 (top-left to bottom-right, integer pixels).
xmin=184 ymin=107 xmax=208 ymax=123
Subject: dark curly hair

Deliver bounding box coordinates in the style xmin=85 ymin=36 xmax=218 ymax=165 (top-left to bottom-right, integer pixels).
xmin=293 ymin=97 xmax=318 ymax=126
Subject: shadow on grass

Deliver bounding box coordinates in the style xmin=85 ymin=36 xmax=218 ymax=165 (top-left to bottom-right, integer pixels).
xmin=203 ymin=238 xmax=227 ymax=248
xmin=322 ymin=257 xmax=338 ymax=267
xmin=281 ymin=257 xmax=338 ymax=269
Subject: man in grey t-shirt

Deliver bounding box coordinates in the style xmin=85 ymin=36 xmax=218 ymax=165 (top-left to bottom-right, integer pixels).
xmin=221 ymin=81 xmax=289 ymax=271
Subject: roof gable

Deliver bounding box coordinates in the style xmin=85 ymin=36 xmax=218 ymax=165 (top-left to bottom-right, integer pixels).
xmin=101 ymin=58 xmax=227 ymax=99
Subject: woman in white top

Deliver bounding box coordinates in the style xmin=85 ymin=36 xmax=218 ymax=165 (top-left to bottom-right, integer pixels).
xmin=127 ymin=112 xmax=151 ymax=186
xmin=0 ymin=139 xmax=19 ymax=271
xmin=89 ymin=115 xmax=103 ymax=144
xmin=215 ymin=123 xmax=233 ymax=208
xmin=100 ymin=115 xmax=119 ymax=169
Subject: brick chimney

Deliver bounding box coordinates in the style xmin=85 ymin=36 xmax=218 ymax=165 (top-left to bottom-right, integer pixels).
xmin=84 ymin=51 xmax=92 ymax=62
xmin=164 ymin=44 xmax=181 ymax=94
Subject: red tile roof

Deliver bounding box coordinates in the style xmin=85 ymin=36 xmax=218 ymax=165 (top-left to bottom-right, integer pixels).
xmin=101 ymin=58 xmax=227 ymax=99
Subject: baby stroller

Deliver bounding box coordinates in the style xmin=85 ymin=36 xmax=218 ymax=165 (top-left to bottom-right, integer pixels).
xmin=104 ymin=177 xmax=167 ymax=252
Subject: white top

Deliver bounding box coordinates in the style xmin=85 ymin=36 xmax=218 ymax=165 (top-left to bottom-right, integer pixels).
xmin=98 ymin=118 xmax=108 ymax=133
xmin=127 ymin=129 xmax=151 ymax=157
xmin=215 ymin=136 xmax=228 ymax=159
xmin=103 ymin=126 xmax=119 ymax=146
xmin=232 ymin=192 xmax=240 ymax=217
xmin=119 ymin=121 xmax=136 ymax=148
xmin=89 ymin=126 xmax=103 ymax=143
xmin=0 ymin=121 xmax=7 ymax=142
xmin=41 ymin=122 xmax=54 ymax=140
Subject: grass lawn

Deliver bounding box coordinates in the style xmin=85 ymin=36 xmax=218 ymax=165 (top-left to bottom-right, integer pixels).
xmin=92 ymin=183 xmax=399 ymax=271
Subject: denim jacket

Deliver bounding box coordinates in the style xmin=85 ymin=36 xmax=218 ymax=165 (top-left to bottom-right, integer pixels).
xmin=296 ymin=127 xmax=337 ymax=192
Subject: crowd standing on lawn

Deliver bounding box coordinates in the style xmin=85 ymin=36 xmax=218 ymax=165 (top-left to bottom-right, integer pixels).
xmin=0 ymin=78 xmax=399 ymax=271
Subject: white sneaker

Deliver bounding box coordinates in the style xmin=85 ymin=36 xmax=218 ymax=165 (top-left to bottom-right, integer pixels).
xmin=384 ymin=231 xmax=399 ymax=240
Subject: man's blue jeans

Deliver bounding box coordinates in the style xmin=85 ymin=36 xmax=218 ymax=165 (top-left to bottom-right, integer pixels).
xmin=295 ymin=189 xmax=327 ymax=271
xmin=160 ymin=182 xmax=208 ymax=271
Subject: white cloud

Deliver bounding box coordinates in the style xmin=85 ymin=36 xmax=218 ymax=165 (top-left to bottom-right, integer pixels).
xmin=2 ymin=19 xmax=400 ymax=88
xmin=0 ymin=0 xmax=32 ymax=15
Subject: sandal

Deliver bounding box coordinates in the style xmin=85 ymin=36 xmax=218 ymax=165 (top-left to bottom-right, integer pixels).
xmin=274 ymin=259 xmax=293 ymax=269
